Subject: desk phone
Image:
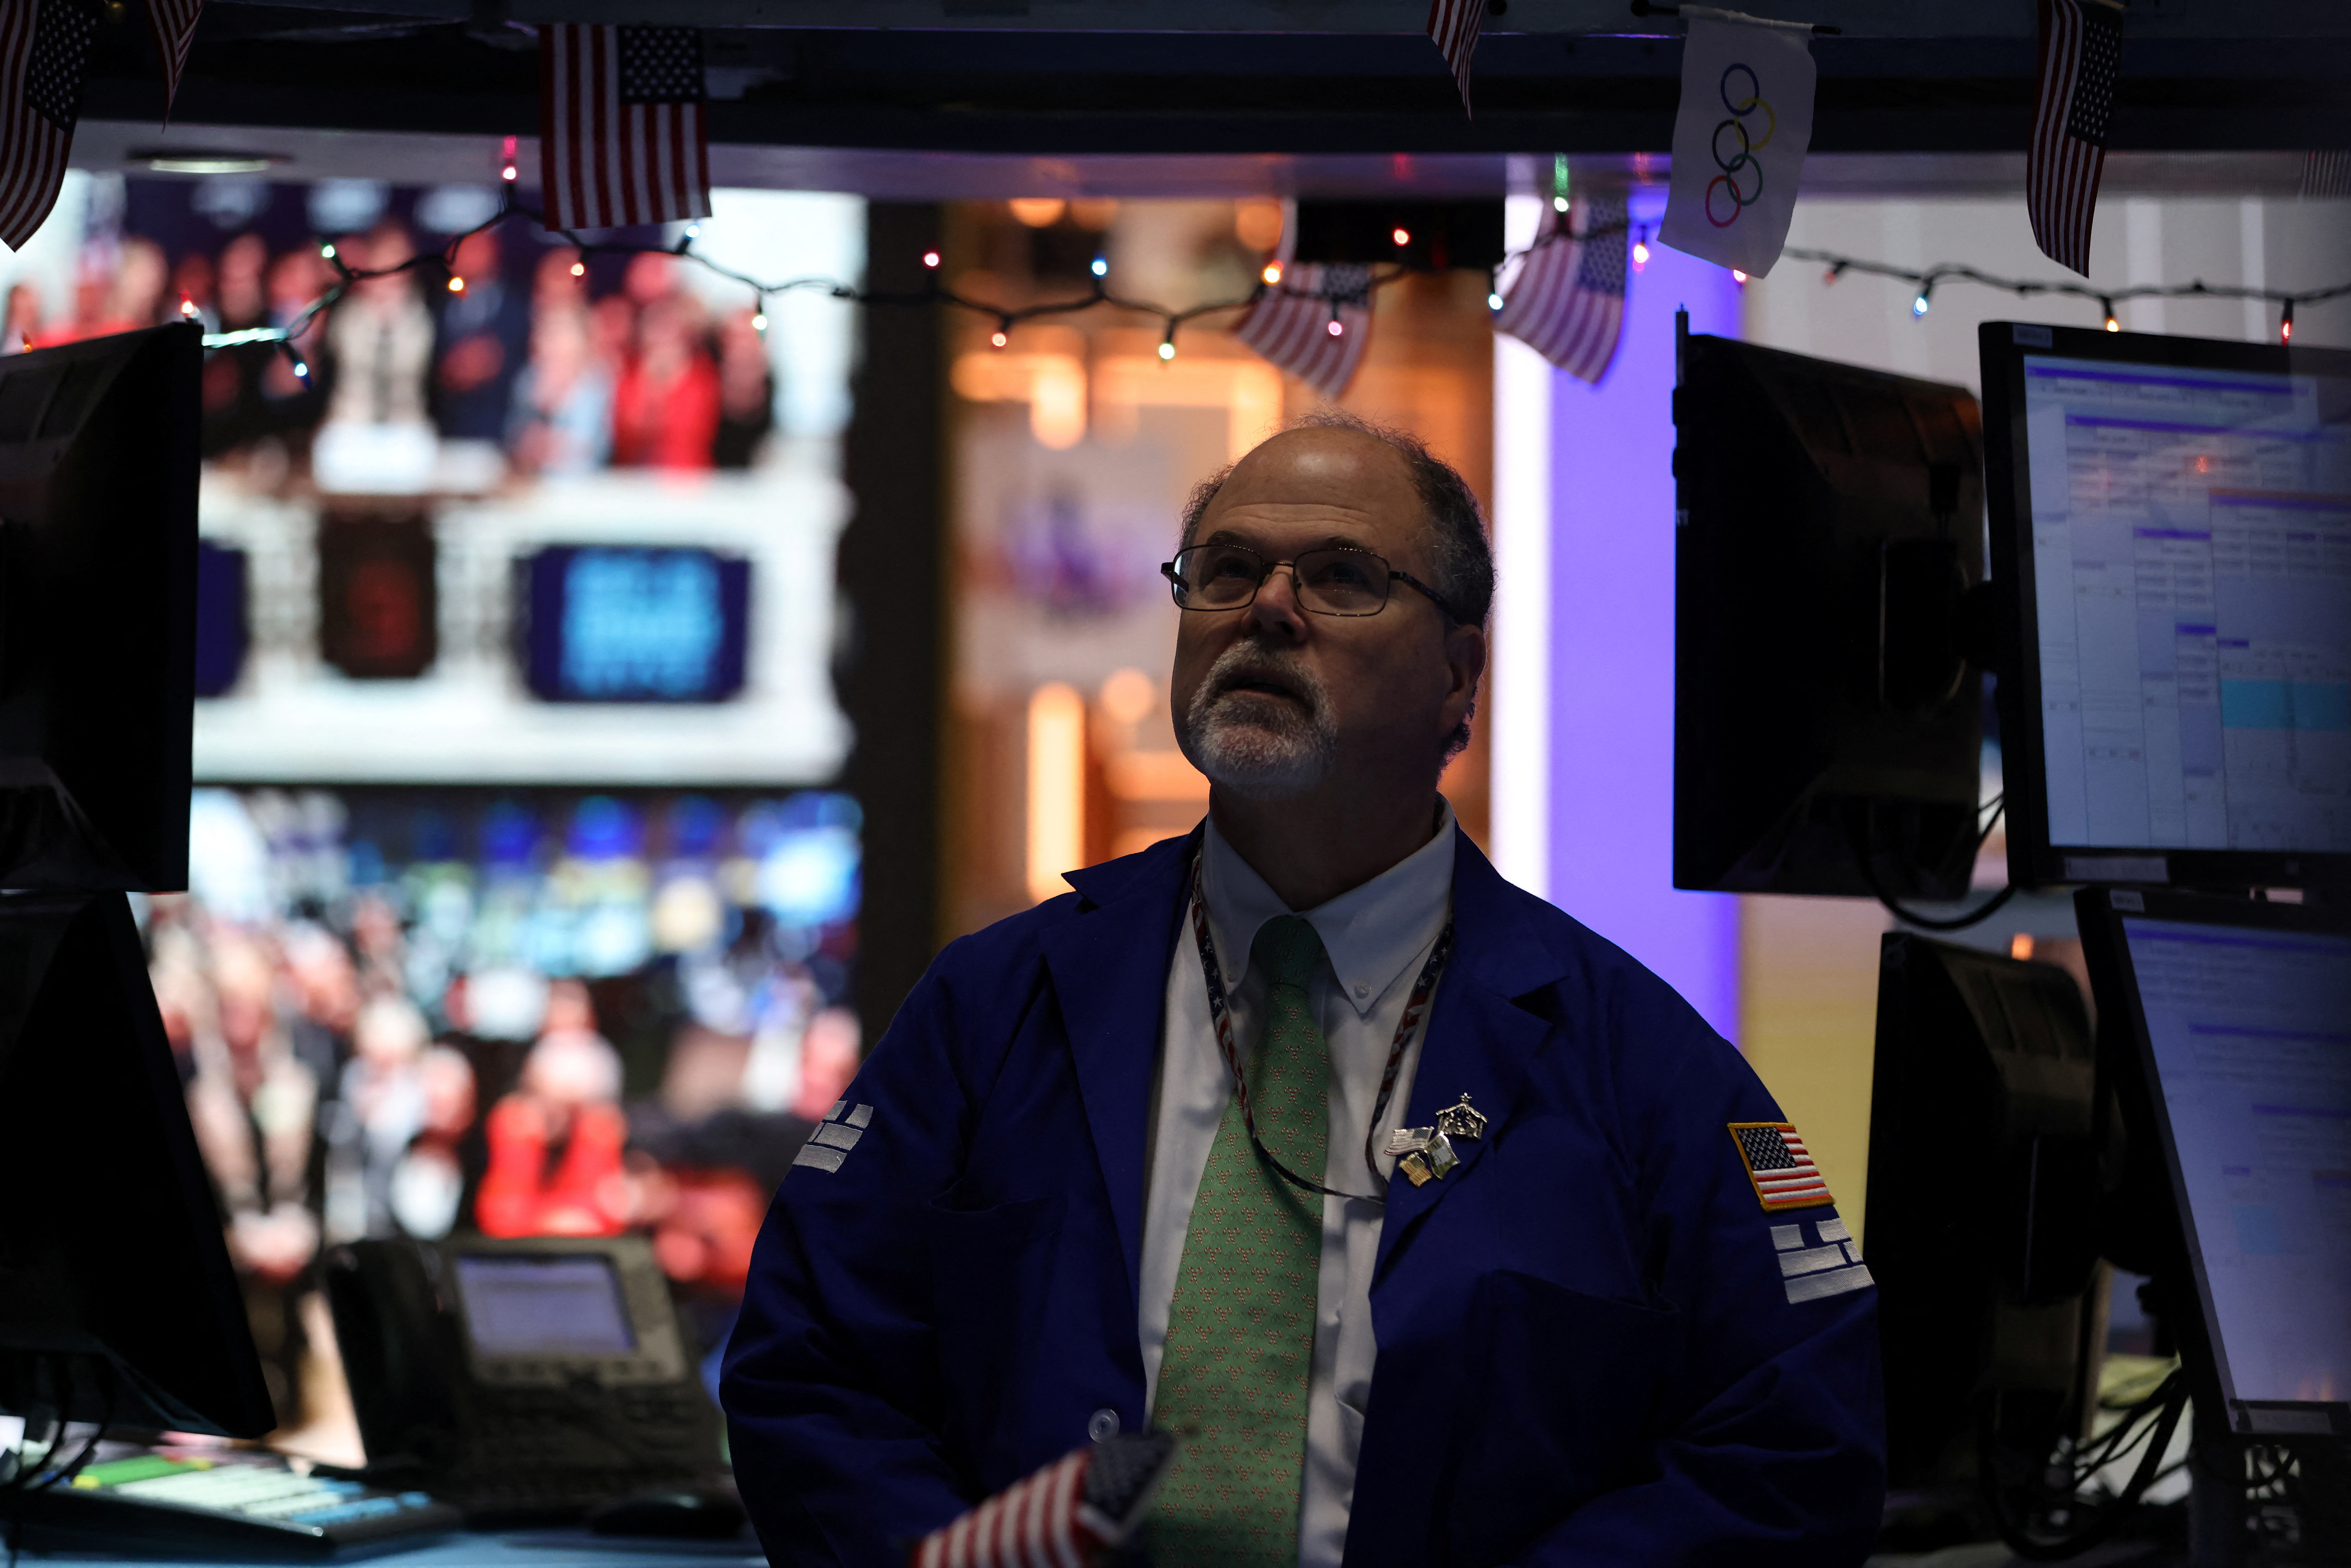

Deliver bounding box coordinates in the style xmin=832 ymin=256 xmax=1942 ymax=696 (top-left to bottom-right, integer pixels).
xmin=324 ymin=1234 xmax=727 ymax=1524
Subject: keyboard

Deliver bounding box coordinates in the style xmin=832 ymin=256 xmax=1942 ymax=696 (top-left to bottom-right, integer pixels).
xmin=16 ymin=1450 xmax=460 ymax=1557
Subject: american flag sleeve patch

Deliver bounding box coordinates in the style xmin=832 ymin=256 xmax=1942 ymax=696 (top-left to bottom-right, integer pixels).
xmin=1728 ymin=1122 xmax=1835 ymax=1211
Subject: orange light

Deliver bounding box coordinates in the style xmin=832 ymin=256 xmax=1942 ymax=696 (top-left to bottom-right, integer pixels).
xmin=448 ymin=276 xmax=465 ymax=293
xmin=1632 ymin=240 xmax=1650 ymax=267
xmin=1391 ymin=227 xmax=1411 ymax=247
xmin=1025 ymin=683 xmax=1087 ymax=905
xmin=569 ymin=260 xmax=585 ymax=277
xmin=1262 ymin=262 xmax=1282 ymax=286
xmin=2009 ymin=934 xmax=2036 ymax=961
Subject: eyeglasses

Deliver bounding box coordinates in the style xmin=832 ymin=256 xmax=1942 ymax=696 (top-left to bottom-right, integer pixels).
xmin=1161 ymin=543 xmax=1457 ymax=622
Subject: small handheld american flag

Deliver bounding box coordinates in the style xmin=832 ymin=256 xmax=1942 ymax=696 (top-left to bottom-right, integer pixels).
xmin=540 ymin=24 xmax=713 ymax=232
xmin=1493 ymin=196 xmax=1629 ymax=386
xmin=908 ymin=1432 xmax=1176 ymax=1568
xmin=146 ymin=0 xmax=203 ymax=120
xmin=1426 ymin=0 xmax=1484 ymax=116
xmin=0 ymin=0 xmax=94 ymax=253
xmin=2026 ymin=0 xmax=2123 ymax=277
xmin=1234 ymin=262 xmax=1373 ymax=402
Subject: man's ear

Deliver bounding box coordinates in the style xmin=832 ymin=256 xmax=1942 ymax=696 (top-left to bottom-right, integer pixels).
xmin=1445 ymin=621 xmax=1488 ymax=709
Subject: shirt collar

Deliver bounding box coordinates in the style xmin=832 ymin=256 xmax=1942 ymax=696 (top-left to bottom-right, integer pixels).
xmin=1200 ymin=800 xmax=1457 ymax=1020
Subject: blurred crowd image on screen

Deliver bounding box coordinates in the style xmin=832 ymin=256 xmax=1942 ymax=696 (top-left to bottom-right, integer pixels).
xmin=7 ymin=183 xmax=780 ymax=484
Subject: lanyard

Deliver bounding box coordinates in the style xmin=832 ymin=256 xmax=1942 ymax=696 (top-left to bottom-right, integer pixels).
xmin=1188 ymin=856 xmax=1452 ymax=1204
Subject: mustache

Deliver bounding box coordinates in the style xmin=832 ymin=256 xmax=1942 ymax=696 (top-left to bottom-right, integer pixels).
xmin=1198 ymin=644 xmax=1324 ymax=710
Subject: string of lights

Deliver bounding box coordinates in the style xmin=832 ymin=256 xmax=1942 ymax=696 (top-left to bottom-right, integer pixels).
xmin=189 ymin=174 xmax=2349 ymax=375
xmin=193 ymin=182 xmax=1615 ymax=373
xmin=1783 ymin=246 xmax=2351 ymax=344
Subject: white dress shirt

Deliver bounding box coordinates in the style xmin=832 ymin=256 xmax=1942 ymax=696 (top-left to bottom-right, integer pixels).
xmin=1140 ymin=804 xmax=1457 ymax=1568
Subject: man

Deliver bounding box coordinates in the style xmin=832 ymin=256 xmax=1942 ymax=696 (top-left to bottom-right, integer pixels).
xmin=723 ymin=415 xmax=1884 ymax=1567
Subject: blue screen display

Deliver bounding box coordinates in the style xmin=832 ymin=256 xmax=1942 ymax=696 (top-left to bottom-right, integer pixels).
xmin=519 ymin=545 xmax=750 ymax=703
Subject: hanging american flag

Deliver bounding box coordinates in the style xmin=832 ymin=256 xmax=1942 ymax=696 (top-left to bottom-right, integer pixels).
xmin=1494 ymin=196 xmax=1628 ymax=385
xmin=1426 ymin=0 xmax=1484 ymax=116
xmin=1234 ymin=262 xmax=1373 ymax=402
xmin=540 ymin=24 xmax=712 ymax=232
xmin=2026 ymin=0 xmax=2122 ymax=277
xmin=1728 ymin=1122 xmax=1835 ymax=1212
xmin=146 ymin=0 xmax=203 ymax=120
xmin=907 ymin=1433 xmax=1175 ymax=1568
xmin=0 ymin=0 xmax=94 ymax=253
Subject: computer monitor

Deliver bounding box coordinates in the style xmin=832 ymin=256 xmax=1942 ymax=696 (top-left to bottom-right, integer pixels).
xmin=0 ymin=324 xmax=200 ymax=892
xmin=1979 ymin=323 xmax=2351 ymax=892
xmin=1867 ymin=931 xmax=2104 ymax=1489
xmin=0 ymin=892 xmax=275 ymax=1437
xmin=1674 ymin=331 xmax=1987 ymax=898
xmin=2074 ymin=886 xmax=2350 ymax=1439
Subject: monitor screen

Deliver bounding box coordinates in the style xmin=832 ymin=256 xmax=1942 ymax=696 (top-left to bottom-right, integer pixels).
xmin=1983 ymin=323 xmax=2351 ymax=889
xmin=2119 ymin=908 xmax=2351 ymax=1416
xmin=518 ymin=545 xmax=753 ymax=704
xmin=454 ymin=1254 xmax=638 ymax=1357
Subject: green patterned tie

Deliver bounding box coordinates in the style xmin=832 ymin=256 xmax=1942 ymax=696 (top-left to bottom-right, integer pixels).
xmin=1146 ymin=914 xmax=1329 ymax=1568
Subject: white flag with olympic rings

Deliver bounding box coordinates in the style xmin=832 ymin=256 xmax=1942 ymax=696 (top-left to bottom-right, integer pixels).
xmin=1658 ymin=7 xmax=1816 ymax=277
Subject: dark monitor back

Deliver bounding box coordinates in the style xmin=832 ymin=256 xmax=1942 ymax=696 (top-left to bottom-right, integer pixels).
xmin=1868 ymin=931 xmax=2102 ymax=1488
xmin=1674 ymin=333 xmax=1985 ymax=898
xmin=0 ymin=325 xmax=199 ymax=892
xmin=1978 ymin=322 xmax=2351 ymax=893
xmin=0 ymin=893 xmax=274 ymax=1437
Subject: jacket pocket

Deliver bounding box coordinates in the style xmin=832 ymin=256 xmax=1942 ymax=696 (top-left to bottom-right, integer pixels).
xmin=1439 ymin=1270 xmax=1683 ymax=1567
xmin=922 ymin=1191 xmax=1065 ymax=1484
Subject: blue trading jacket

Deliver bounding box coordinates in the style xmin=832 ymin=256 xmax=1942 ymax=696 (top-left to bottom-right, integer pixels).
xmin=722 ymin=827 xmax=1886 ymax=1567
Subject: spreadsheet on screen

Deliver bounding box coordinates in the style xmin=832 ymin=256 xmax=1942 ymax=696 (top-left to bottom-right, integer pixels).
xmin=2124 ymin=915 xmax=2351 ymax=1409
xmin=2021 ymin=356 xmax=2350 ymax=854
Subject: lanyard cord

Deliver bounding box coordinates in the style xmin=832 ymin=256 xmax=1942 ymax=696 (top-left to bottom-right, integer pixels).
xmin=1188 ymin=857 xmax=1452 ymax=1204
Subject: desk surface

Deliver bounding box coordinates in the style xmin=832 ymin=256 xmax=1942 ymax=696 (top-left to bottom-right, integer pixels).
xmin=15 ymin=1526 xmax=766 ymax=1568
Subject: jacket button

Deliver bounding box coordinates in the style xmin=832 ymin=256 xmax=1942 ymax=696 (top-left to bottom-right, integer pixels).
xmin=1087 ymin=1408 xmax=1120 ymax=1442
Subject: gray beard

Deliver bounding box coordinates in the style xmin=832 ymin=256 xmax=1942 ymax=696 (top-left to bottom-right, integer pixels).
xmin=1175 ymin=645 xmax=1340 ymax=801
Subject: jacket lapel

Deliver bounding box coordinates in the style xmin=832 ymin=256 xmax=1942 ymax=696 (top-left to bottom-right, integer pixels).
xmin=1373 ymin=834 xmax=1569 ymax=1281
xmin=1040 ymin=831 xmax=1197 ymax=1302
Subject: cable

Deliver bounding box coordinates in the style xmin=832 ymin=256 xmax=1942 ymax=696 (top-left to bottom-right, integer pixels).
xmin=1855 ymin=796 xmax=2017 ymax=932
xmin=1981 ymin=1366 xmax=2190 ymax=1562
xmin=1786 ymin=247 xmax=2350 ymax=324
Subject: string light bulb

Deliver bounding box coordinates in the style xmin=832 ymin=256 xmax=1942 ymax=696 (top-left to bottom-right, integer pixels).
xmin=2280 ymin=300 xmax=2294 ymax=344
xmin=1912 ymin=285 xmax=1932 ymax=318
xmin=1391 ymin=227 xmax=1411 ymax=248
xmin=1824 ymin=262 xmax=1846 ymax=285
xmin=1488 ymin=290 xmax=1505 ymax=311
xmin=1632 ymin=232 xmax=1650 ymax=269
xmin=570 ymin=259 xmax=586 ymax=277
xmin=1090 ymin=256 xmax=1108 ymax=278
xmin=448 ymin=275 xmax=465 ymax=293
xmin=2101 ymin=297 xmax=2119 ymax=331
xmin=1553 ymin=195 xmax=1569 ymax=213
xmin=1327 ymin=318 xmax=1344 ymax=338
xmin=178 ymin=297 xmax=197 ymax=318
xmin=1158 ymin=333 xmax=1176 ymax=361
xmin=319 ymin=242 xmax=337 ymax=260
xmin=1262 ymin=262 xmax=1282 ymax=286
xmin=501 ymin=163 xmax=517 ymax=183
xmin=500 ymin=135 xmax=517 ymax=183
xmin=752 ymin=312 xmax=768 ymax=333
xmin=991 ymin=330 xmax=1009 ymax=348
xmin=1731 ymin=269 xmax=1748 ymax=284
xmin=922 ymin=250 xmax=942 ymax=269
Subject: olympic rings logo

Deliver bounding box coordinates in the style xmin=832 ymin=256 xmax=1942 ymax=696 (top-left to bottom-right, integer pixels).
xmin=1706 ymin=63 xmax=1776 ymax=228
